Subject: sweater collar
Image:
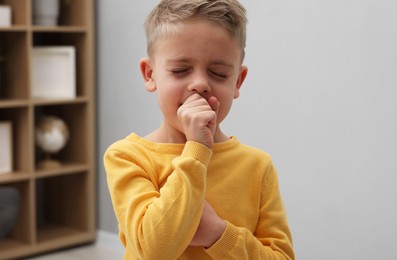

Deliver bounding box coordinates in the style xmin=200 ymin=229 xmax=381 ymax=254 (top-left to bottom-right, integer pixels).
xmin=128 ymin=133 xmax=239 ymax=154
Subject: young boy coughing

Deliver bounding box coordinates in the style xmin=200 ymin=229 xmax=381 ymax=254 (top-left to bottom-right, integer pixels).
xmin=104 ymin=0 xmax=294 ymax=259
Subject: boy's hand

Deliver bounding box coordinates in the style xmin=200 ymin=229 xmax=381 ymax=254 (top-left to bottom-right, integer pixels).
xmin=177 ymin=94 xmax=219 ymax=148
xmin=190 ymin=200 xmax=226 ymax=248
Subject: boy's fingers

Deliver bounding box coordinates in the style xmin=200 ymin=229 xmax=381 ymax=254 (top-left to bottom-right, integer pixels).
xmin=183 ymin=93 xmax=203 ymax=104
xmin=207 ymin=96 xmax=219 ymax=113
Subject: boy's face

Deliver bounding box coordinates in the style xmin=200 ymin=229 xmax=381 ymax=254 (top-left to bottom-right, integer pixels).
xmin=140 ymin=19 xmax=247 ymax=141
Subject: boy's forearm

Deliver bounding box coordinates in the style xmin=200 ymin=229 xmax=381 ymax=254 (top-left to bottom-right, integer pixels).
xmin=205 ymin=222 xmax=294 ymax=260
xmin=104 ymin=141 xmax=212 ymax=259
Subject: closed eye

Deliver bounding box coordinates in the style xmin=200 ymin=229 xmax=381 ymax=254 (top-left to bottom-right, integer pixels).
xmin=210 ymin=70 xmax=228 ymax=79
xmin=173 ymin=69 xmax=187 ymax=74
xmin=170 ymin=68 xmax=191 ymax=77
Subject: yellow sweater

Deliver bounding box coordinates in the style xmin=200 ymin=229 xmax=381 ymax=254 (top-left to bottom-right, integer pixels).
xmin=104 ymin=133 xmax=294 ymax=260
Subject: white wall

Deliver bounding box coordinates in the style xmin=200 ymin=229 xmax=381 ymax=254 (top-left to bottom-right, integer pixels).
xmin=97 ymin=1 xmax=397 ymax=259
xmin=97 ymin=0 xmax=160 ymax=234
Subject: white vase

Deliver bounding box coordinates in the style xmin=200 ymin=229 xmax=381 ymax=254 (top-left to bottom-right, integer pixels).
xmin=32 ymin=0 xmax=60 ymax=26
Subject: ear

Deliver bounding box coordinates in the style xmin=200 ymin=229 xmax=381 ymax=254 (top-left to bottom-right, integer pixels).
xmin=233 ymin=65 xmax=248 ymax=99
xmin=139 ymin=58 xmax=157 ymax=92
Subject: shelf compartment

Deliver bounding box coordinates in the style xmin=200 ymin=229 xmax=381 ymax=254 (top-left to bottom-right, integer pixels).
xmin=30 ymin=0 xmax=87 ymax=27
xmin=0 ymin=181 xmax=34 ymax=256
xmin=0 ymin=31 xmax=29 ymax=100
xmin=0 ymin=107 xmax=32 ymax=173
xmin=35 ymin=172 xmax=91 ymax=244
xmin=34 ymin=103 xmax=88 ymax=169
xmin=33 ymin=32 xmax=91 ymax=98
xmin=0 ymin=0 xmax=29 ymax=26
xmin=58 ymin=0 xmax=88 ymax=27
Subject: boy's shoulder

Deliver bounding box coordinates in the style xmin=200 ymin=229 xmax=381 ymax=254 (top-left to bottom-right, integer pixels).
xmin=225 ymin=137 xmax=274 ymax=166
xmin=237 ymin=140 xmax=272 ymax=159
xmin=104 ymin=132 xmax=183 ymax=157
xmin=104 ymin=132 xmax=147 ymax=155
xmin=218 ymin=138 xmax=278 ymax=179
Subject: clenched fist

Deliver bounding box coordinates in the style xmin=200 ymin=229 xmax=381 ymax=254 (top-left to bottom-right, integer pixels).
xmin=177 ymin=94 xmax=220 ymax=148
xmin=189 ymin=201 xmax=226 ymax=248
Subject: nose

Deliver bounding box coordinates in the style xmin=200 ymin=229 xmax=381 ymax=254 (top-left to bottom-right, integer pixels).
xmin=187 ymin=71 xmax=211 ymax=95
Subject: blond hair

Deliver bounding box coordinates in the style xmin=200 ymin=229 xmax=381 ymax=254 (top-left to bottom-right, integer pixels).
xmin=144 ymin=0 xmax=247 ymax=59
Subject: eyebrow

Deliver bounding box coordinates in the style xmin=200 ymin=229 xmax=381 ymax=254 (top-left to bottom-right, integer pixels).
xmin=211 ymin=60 xmax=234 ymax=68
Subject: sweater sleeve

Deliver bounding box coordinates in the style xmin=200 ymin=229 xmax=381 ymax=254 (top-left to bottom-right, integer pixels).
xmin=204 ymin=162 xmax=295 ymax=260
xmin=103 ymin=141 xmax=212 ymax=260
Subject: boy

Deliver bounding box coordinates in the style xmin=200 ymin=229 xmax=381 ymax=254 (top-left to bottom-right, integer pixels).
xmin=104 ymin=0 xmax=294 ymax=259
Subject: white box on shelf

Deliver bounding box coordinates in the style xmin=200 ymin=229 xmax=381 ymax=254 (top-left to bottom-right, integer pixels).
xmin=32 ymin=46 xmax=76 ymax=99
xmin=0 ymin=5 xmax=12 ymax=27
xmin=0 ymin=121 xmax=12 ymax=174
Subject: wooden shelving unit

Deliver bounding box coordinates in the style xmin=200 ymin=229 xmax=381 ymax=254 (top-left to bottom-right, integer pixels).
xmin=0 ymin=1 xmax=95 ymax=259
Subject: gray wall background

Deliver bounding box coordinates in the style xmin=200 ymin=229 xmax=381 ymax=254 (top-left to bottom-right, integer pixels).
xmin=97 ymin=1 xmax=397 ymax=259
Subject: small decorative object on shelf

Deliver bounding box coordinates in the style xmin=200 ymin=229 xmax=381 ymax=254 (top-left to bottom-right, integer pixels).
xmin=0 ymin=121 xmax=13 ymax=174
xmin=32 ymin=0 xmax=60 ymax=26
xmin=0 ymin=186 xmax=20 ymax=239
xmin=35 ymin=115 xmax=69 ymax=169
xmin=32 ymin=46 xmax=76 ymax=99
xmin=0 ymin=5 xmax=12 ymax=27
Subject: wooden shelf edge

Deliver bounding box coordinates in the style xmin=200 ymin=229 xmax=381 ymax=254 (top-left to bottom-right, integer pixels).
xmin=33 ymin=225 xmax=95 ymax=259
xmin=0 ymin=26 xmax=28 ymax=32
xmin=0 ymin=239 xmax=32 ymax=260
xmin=0 ymin=172 xmax=31 ymax=184
xmin=32 ymin=97 xmax=89 ymax=106
xmin=0 ymin=26 xmax=87 ymax=32
xmin=0 ymin=99 xmax=30 ymax=108
xmin=32 ymin=26 xmax=87 ymax=33
xmin=34 ymin=163 xmax=89 ymax=179
xmin=37 ymin=224 xmax=94 ymax=243
xmin=0 ymin=229 xmax=95 ymax=260
xmin=0 ymin=97 xmax=89 ymax=107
